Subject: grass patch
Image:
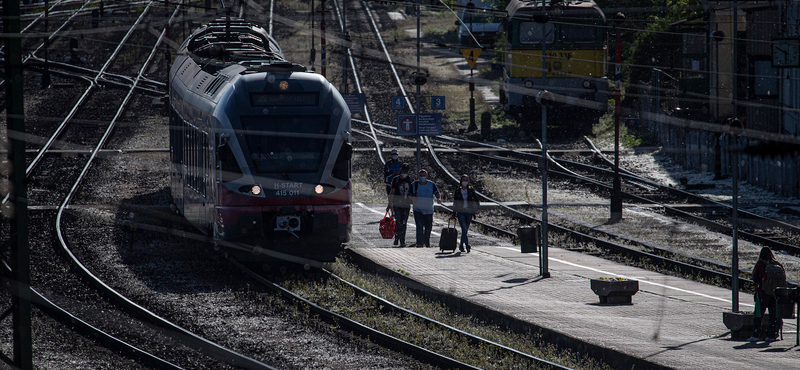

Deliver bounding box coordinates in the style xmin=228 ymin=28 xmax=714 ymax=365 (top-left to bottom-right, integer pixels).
xmin=277 ymin=260 xmax=612 ymax=370
xmin=352 ymin=167 xmax=386 ymax=204
xmin=592 ymin=113 xmax=657 ymax=148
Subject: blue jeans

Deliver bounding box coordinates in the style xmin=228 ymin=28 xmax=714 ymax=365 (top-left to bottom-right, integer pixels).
xmin=753 ymin=291 xmax=781 ymax=338
xmin=456 ymin=212 xmax=474 ymax=247
xmin=393 ymin=206 xmax=410 ymax=244
xmin=413 ymin=211 xmax=433 ymax=247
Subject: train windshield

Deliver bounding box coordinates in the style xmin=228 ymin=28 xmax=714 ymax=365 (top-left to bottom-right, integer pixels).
xmin=519 ymin=22 xmax=554 ymax=44
xmin=240 ymin=115 xmax=331 ymax=177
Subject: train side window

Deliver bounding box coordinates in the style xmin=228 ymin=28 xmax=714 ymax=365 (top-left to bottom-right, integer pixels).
xmin=190 ymin=126 xmax=196 ymax=190
xmin=184 ymin=121 xmax=190 ymax=186
xmin=171 ymin=112 xmax=183 ymax=166
xmin=201 ymin=131 xmax=208 ymax=197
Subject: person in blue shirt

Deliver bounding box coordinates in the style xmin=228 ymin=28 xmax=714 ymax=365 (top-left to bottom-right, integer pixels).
xmin=410 ymin=169 xmax=441 ymax=248
xmin=383 ymin=149 xmax=403 ymax=198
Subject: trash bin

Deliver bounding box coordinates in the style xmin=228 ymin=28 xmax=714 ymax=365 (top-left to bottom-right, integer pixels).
xmin=518 ymin=226 xmax=540 ymax=253
xmin=775 ymin=287 xmax=798 ymax=319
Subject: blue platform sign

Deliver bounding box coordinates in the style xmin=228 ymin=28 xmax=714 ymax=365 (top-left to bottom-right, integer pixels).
xmin=417 ymin=113 xmax=442 ymax=136
xmin=391 ymin=96 xmax=406 ymax=110
xmin=397 ymin=114 xmax=417 ymax=136
xmin=342 ymin=93 xmax=365 ymax=114
xmin=431 ymin=96 xmax=445 ymax=110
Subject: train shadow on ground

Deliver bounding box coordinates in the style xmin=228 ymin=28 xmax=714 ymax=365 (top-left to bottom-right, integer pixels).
xmin=112 ymin=188 xmax=242 ymax=295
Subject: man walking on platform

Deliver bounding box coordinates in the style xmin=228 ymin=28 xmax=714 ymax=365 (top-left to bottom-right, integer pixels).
xmin=383 ymin=149 xmax=403 ymax=199
xmin=410 ymin=169 xmax=441 ymax=248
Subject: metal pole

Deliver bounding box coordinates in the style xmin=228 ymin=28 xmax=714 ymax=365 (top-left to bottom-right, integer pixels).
xmin=611 ymin=3 xmax=622 ymax=222
xmin=540 ymin=0 xmax=549 ymax=278
xmin=43 ymin=0 xmax=50 ymax=89
xmin=341 ymin=0 xmax=347 ymax=93
xmin=4 ymin=0 xmax=32 ymax=366
xmin=415 ymin=0 xmax=421 ymax=174
xmin=732 ymin=0 xmax=739 ymax=313
xmin=732 ymin=148 xmax=739 ymax=312
xmin=321 ymin=0 xmax=326 ymax=78
xmin=468 ymin=7 xmax=475 ymax=131
xmin=310 ymin=0 xmax=315 ymax=71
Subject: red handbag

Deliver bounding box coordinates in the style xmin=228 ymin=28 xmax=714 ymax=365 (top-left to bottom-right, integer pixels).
xmin=379 ymin=211 xmax=395 ymax=239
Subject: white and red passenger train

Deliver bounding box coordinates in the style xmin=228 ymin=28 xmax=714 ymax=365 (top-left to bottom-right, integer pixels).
xmin=168 ymin=17 xmax=351 ymax=261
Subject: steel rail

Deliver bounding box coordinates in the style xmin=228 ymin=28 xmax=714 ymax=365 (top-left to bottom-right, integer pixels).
xmin=0 ymin=0 xmax=87 ymax=91
xmin=228 ymin=257 xmax=483 ymax=370
xmin=330 ymin=0 xmax=383 ymax=164
xmin=361 ymin=115 xmax=800 ymax=255
xmin=2 ymin=1 xmax=156 ymax=206
xmin=39 ymin=4 xmax=277 ymax=369
xmin=362 ymin=0 xmax=415 ymax=112
xmin=323 ymin=268 xmax=576 ymax=370
xmin=0 ymin=262 xmax=184 ymax=370
xmin=334 ymin=8 xmax=570 ymax=366
xmin=353 ymin=118 xmax=761 ymax=287
xmin=583 ymin=136 xmax=800 ymax=233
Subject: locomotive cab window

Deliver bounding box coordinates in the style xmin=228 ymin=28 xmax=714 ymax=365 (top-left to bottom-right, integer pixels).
xmin=519 ymin=22 xmax=554 ymax=44
xmin=240 ymin=115 xmax=331 ymax=176
xmin=560 ymin=24 xmax=596 ymax=43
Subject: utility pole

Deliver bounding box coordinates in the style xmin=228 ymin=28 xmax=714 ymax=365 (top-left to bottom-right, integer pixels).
xmin=42 ymin=0 xmax=50 ymax=88
xmin=539 ymin=0 xmax=549 ymax=278
xmin=731 ymin=0 xmax=739 ymax=313
xmin=415 ymin=0 xmax=421 ymax=174
xmin=321 ymin=0 xmax=326 ymax=77
xmin=467 ymin=1 xmax=476 ymax=131
xmin=341 ymin=0 xmax=347 ymax=93
xmin=3 ymin=0 xmax=32 ymax=367
xmin=310 ymin=0 xmax=316 ymax=71
xmin=610 ymin=3 xmax=624 ymax=222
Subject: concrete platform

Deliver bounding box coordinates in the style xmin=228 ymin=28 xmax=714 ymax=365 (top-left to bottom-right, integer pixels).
xmin=348 ymin=202 xmax=800 ymax=370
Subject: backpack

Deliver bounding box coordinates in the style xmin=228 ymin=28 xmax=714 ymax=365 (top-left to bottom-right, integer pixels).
xmin=762 ymin=262 xmax=787 ymax=296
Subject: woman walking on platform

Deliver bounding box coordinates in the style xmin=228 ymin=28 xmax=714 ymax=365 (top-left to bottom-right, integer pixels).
xmin=452 ymin=174 xmax=480 ymax=253
xmin=747 ymin=247 xmax=787 ymax=342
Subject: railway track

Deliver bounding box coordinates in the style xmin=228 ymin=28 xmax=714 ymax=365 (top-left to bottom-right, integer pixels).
xmin=3 ymin=1 xmax=286 ymax=368
xmin=355 ymin=118 xmax=776 ymax=287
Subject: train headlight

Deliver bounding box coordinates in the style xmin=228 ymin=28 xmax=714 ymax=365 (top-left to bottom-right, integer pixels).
xmin=315 ymin=184 xmax=324 ymax=194
xmin=279 ymin=80 xmax=289 ymax=90
xmin=524 ymin=80 xmax=534 ymax=89
xmin=583 ymin=80 xmax=591 ymax=89
xmin=238 ymin=185 xmax=263 ymax=196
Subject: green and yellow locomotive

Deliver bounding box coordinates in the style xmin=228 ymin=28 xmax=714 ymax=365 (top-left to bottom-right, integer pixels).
xmin=501 ymin=0 xmax=608 ymax=133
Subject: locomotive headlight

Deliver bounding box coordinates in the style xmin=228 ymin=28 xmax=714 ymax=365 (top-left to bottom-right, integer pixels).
xmin=582 ymin=80 xmax=592 ymax=89
xmin=315 ymin=184 xmax=324 ymax=194
xmin=251 ymin=185 xmax=262 ymax=195
xmin=279 ymin=80 xmax=289 ymax=90
xmin=524 ymin=80 xmax=534 ymax=89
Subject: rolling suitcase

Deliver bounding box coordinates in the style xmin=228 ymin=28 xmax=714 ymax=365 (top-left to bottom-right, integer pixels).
xmin=439 ymin=217 xmax=459 ymax=253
